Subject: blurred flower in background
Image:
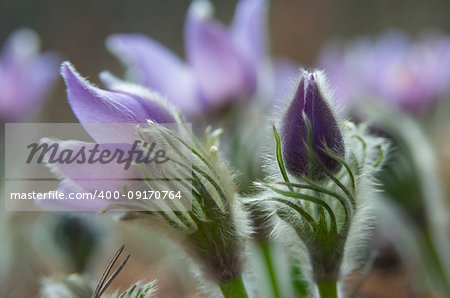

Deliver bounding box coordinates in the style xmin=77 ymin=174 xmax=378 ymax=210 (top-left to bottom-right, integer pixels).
xmin=105 ymin=0 xmax=273 ymax=192
xmin=107 ymin=0 xmax=268 ymax=117
xmin=272 ymin=58 xmax=300 ymax=104
xmin=318 ymin=30 xmax=450 ymax=112
xmin=0 ymin=28 xmax=59 ymax=295
xmin=0 ymin=28 xmax=58 ymax=122
xmin=318 ymin=29 xmax=450 ymax=295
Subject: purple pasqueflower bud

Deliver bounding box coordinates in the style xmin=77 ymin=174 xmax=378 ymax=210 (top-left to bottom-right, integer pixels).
xmin=281 ymin=70 xmax=344 ymax=179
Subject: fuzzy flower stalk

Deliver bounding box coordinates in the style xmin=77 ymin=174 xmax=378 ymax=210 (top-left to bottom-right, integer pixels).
xmin=43 ymin=62 xmax=251 ymax=297
xmin=257 ymin=70 xmax=389 ymax=297
xmin=124 ymin=123 xmax=252 ymax=297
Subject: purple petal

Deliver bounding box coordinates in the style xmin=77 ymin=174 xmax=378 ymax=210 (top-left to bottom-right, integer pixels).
xmin=40 ymin=139 xmax=146 ymax=211
xmin=303 ymin=74 xmax=344 ymax=171
xmin=318 ymin=41 xmax=368 ymax=106
xmin=54 ymin=180 xmax=111 ymax=211
xmin=21 ymin=53 xmax=59 ymax=107
xmin=99 ymin=70 xmax=180 ymax=120
xmin=318 ymin=30 xmax=450 ymax=112
xmin=61 ymin=61 xmax=176 ymax=142
xmin=232 ymin=0 xmax=267 ymax=69
xmin=0 ymin=29 xmax=58 ymax=121
xmin=185 ymin=1 xmax=255 ymax=108
xmin=106 ymin=34 xmax=199 ymax=114
xmin=281 ymin=70 xmax=344 ymax=179
xmin=272 ymin=59 xmax=300 ymax=107
xmin=281 ymin=76 xmax=308 ymax=176
xmin=0 ymin=28 xmax=39 ymax=68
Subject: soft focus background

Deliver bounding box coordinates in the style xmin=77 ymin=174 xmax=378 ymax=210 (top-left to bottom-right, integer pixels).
xmin=1 ymin=0 xmax=449 ymax=123
xmin=1 ymin=0 xmax=450 ymax=297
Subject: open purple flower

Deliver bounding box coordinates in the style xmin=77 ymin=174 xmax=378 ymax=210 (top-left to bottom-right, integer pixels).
xmin=42 ymin=62 xmax=252 ymax=292
xmin=318 ymin=30 xmax=450 ymax=112
xmin=42 ymin=61 xmax=181 ymax=211
xmin=0 ymin=28 xmax=58 ymax=122
xmin=106 ymin=0 xmax=267 ymax=115
xmin=280 ymin=70 xmax=344 ymax=179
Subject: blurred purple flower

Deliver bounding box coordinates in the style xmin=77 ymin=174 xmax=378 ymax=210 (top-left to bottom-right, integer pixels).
xmin=106 ymin=0 xmax=267 ymax=115
xmin=0 ymin=28 xmax=58 ymax=122
xmin=281 ymin=70 xmax=344 ymax=179
xmin=318 ymin=30 xmax=450 ymax=112
xmin=272 ymin=58 xmax=301 ymax=106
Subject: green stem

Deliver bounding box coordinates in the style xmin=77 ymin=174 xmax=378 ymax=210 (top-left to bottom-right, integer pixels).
xmin=291 ymin=261 xmax=309 ymax=298
xmin=219 ymin=275 xmax=249 ymax=298
xmin=317 ymin=280 xmax=338 ymax=298
xmin=422 ymin=230 xmax=450 ymax=296
xmin=260 ymin=241 xmax=282 ymax=298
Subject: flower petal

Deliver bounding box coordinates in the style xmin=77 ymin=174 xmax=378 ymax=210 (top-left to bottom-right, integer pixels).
xmin=272 ymin=59 xmax=300 ymax=107
xmin=61 ymin=61 xmax=176 ymax=142
xmin=53 ymin=180 xmax=111 ymax=211
xmin=40 ymin=139 xmax=147 ymax=211
xmin=99 ymin=70 xmax=180 ymax=121
xmin=281 ymin=70 xmax=344 ymax=178
xmin=0 ymin=29 xmax=58 ymax=121
xmin=106 ymin=34 xmax=199 ymax=114
xmin=0 ymin=28 xmax=39 ymax=69
xmin=232 ymin=0 xmax=267 ymax=68
xmin=185 ymin=0 xmax=255 ymax=108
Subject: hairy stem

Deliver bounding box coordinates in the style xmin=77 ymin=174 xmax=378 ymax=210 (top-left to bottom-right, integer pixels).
xmin=219 ymin=275 xmax=249 ymax=298
xmin=260 ymin=241 xmax=282 ymax=298
xmin=422 ymin=230 xmax=450 ymax=296
xmin=317 ymin=280 xmax=338 ymax=298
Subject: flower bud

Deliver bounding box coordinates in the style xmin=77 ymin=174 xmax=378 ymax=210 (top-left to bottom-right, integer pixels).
xmin=281 ymin=70 xmax=344 ymax=179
